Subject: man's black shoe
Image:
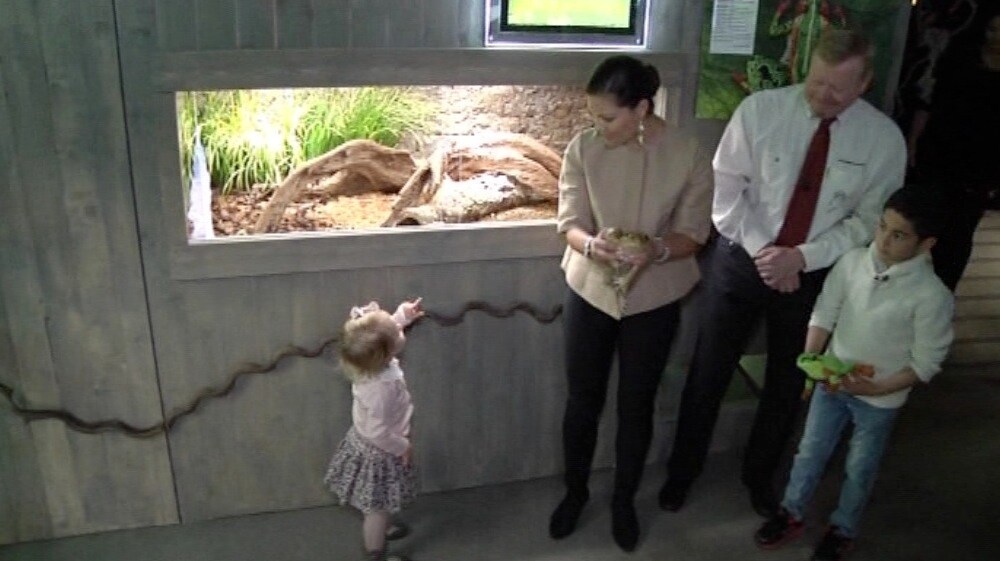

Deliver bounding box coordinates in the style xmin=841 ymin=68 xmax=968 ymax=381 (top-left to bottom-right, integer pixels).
xmin=611 ymin=501 xmax=639 ymax=552
xmin=749 ymin=485 xmax=779 ymax=518
xmin=754 ymin=508 xmax=804 ymax=549
xmin=811 ymin=526 xmax=854 ymax=560
xmin=548 ymin=491 xmax=588 ymax=539
xmin=657 ymin=480 xmax=689 ymax=512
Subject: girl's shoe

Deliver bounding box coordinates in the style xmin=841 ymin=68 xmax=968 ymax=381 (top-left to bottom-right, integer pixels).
xmin=364 ymin=549 xmax=410 ymax=561
xmin=385 ymin=521 xmax=411 ymax=541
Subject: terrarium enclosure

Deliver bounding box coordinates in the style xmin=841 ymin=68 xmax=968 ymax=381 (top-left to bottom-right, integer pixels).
xmin=177 ymin=85 xmax=594 ymax=238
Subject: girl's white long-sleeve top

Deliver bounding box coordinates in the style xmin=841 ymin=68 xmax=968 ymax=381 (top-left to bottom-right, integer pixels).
xmin=352 ymin=358 xmax=413 ymax=456
xmin=809 ymin=244 xmax=954 ymax=409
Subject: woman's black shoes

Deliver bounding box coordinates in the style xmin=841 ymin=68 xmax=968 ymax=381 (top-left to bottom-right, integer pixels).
xmin=658 ymin=480 xmax=689 ymax=512
xmin=548 ymin=491 xmax=589 ymax=539
xmin=611 ymin=501 xmax=639 ymax=552
xmin=551 ymin=492 xmax=641 ymax=551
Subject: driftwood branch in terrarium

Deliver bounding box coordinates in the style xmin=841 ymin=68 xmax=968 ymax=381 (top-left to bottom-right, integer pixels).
xmin=252 ymin=139 xmax=417 ymax=233
xmin=382 ymin=133 xmax=561 ymax=226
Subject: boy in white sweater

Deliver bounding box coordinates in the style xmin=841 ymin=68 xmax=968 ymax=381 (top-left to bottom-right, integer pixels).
xmin=753 ymin=187 xmax=954 ymax=561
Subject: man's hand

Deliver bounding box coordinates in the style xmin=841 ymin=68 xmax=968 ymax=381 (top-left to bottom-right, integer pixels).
xmin=755 ymin=246 xmax=806 ymax=291
xmin=770 ymin=274 xmax=801 ymax=293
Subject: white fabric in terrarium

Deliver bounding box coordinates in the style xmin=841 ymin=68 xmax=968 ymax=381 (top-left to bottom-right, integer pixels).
xmin=187 ymin=128 xmax=215 ymax=239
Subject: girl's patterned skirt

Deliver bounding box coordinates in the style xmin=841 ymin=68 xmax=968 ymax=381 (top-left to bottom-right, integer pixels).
xmin=324 ymin=427 xmax=417 ymax=513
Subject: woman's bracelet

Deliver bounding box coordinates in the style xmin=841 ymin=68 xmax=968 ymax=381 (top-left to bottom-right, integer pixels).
xmin=583 ymin=236 xmax=595 ymax=259
xmin=653 ymin=237 xmax=671 ymax=263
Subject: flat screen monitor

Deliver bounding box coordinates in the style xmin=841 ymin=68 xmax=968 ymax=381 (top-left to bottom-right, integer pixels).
xmin=486 ymin=0 xmax=648 ymax=48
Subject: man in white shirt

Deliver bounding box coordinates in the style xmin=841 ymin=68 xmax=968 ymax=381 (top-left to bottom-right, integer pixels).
xmin=659 ymin=29 xmax=907 ymax=518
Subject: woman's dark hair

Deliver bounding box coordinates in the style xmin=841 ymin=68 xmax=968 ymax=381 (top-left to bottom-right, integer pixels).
xmin=586 ymin=55 xmax=660 ymax=112
xmin=883 ymin=186 xmax=947 ymax=240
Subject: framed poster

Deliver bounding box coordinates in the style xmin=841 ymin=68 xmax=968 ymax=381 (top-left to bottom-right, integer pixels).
xmin=695 ymin=0 xmax=907 ymax=119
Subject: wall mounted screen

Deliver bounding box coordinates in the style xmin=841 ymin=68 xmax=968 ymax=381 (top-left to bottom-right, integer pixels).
xmin=486 ymin=0 xmax=648 ymax=48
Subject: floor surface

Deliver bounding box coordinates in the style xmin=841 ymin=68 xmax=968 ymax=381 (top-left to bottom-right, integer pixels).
xmin=2 ymin=366 xmax=997 ymax=561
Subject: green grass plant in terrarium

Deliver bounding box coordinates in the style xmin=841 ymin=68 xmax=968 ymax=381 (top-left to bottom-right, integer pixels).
xmin=177 ymin=88 xmax=431 ymax=194
xmin=297 ymin=88 xmax=431 ymax=161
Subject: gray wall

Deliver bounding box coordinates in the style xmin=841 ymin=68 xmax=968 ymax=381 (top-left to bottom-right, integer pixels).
xmin=0 ymin=0 xmax=909 ymax=545
xmin=0 ymin=0 xmax=177 ymax=542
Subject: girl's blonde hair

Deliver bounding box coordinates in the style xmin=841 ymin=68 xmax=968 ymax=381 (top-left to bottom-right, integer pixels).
xmin=338 ymin=310 xmax=397 ymax=382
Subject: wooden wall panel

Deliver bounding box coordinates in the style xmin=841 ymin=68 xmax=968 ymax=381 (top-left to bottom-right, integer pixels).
xmin=0 ymin=48 xmax=58 ymax=545
xmin=141 ymin=256 xmax=571 ymax=521
xmin=275 ymin=0 xmax=315 ymax=48
xmin=648 ymin=0 xmax=686 ymax=52
xmin=196 ymin=0 xmax=238 ymax=50
xmin=236 ymin=0 xmax=276 ymax=48
xmin=156 ymin=49 xmax=685 ymax=92
xmin=347 ymin=0 xmax=425 ymax=48
xmin=308 ymin=0 xmax=350 ymax=48
xmin=456 ymin=0 xmax=485 ymax=46
xmin=150 ymin=0 xmax=687 ymax=52
xmin=0 ymin=0 xmax=177 ymax=545
xmin=156 ymin=0 xmax=198 ymax=51
xmin=422 ymin=0 xmax=469 ymax=47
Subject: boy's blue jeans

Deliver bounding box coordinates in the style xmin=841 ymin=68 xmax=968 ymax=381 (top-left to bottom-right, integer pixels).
xmin=781 ymin=387 xmax=900 ymax=538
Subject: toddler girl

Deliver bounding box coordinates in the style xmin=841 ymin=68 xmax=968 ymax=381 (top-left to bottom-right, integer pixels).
xmin=324 ymin=298 xmax=423 ymax=561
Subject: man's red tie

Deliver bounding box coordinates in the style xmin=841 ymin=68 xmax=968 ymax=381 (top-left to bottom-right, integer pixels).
xmin=774 ymin=117 xmax=836 ymax=247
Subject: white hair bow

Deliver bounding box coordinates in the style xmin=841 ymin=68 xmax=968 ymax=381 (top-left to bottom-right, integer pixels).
xmin=350 ymin=301 xmax=381 ymax=319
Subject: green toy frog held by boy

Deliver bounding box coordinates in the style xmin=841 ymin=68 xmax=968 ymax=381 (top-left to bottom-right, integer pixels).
xmin=796 ymin=352 xmax=875 ymax=399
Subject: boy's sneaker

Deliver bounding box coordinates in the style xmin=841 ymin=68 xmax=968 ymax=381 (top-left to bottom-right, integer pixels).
xmin=811 ymin=526 xmax=854 ymax=560
xmin=754 ymin=508 xmax=804 ymax=549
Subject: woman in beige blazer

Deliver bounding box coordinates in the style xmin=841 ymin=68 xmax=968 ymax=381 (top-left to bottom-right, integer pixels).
xmin=549 ymin=55 xmax=714 ymax=552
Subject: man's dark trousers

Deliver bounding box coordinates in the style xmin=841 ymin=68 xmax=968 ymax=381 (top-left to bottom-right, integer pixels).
xmin=666 ymin=237 xmax=829 ymax=492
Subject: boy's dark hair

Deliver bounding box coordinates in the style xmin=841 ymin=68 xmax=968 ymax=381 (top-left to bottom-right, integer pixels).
xmin=883 ymin=186 xmax=947 ymax=240
xmin=586 ymin=55 xmax=660 ymax=112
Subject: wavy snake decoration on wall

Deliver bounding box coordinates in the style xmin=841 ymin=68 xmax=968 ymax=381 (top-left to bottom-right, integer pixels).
xmin=0 ymin=301 xmax=563 ymax=439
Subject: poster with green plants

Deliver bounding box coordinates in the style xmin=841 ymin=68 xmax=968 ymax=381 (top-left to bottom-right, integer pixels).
xmin=695 ymin=0 xmax=905 ymax=120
